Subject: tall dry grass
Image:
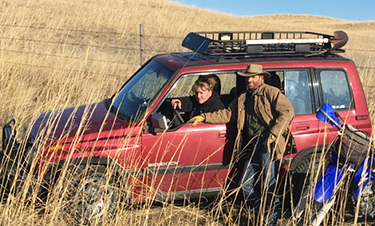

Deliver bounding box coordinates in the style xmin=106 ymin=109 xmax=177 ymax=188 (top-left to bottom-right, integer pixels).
xmin=0 ymin=0 xmax=375 ymax=225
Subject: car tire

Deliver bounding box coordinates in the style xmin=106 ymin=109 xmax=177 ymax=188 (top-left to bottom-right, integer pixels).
xmin=63 ymin=164 xmax=121 ymax=225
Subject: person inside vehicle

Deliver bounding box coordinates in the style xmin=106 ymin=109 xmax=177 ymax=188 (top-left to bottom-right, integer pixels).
xmin=171 ymin=75 xmax=225 ymax=119
xmin=286 ymin=79 xmax=307 ymax=115
xmin=187 ymin=64 xmax=294 ymax=226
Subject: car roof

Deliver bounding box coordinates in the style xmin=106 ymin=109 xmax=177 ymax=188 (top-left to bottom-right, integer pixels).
xmin=154 ymin=51 xmax=349 ymax=71
xmin=156 ymin=30 xmax=350 ymax=70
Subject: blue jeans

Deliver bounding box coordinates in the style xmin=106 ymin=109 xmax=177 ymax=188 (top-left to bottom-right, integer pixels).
xmin=241 ymin=134 xmax=280 ymax=224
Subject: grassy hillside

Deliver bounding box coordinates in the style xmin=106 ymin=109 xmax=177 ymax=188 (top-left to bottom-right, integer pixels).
xmin=0 ymin=0 xmax=374 ymax=225
xmin=1 ymin=0 xmax=375 ymax=123
xmin=1 ymin=0 xmax=374 ymax=127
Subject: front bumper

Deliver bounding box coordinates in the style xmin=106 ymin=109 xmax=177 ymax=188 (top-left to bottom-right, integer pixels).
xmin=0 ymin=119 xmax=32 ymax=199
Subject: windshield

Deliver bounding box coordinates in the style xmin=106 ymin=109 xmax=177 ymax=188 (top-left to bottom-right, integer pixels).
xmin=111 ymin=60 xmax=174 ymax=122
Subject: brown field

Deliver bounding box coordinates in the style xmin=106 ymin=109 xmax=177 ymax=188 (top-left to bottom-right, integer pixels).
xmin=0 ymin=0 xmax=375 ymax=225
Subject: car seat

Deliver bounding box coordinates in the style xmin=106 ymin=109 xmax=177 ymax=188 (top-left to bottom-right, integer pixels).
xmin=199 ymin=74 xmax=221 ymax=94
xmin=265 ymin=72 xmax=281 ymax=89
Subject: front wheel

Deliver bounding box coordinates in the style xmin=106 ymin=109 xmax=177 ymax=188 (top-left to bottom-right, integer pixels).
xmin=63 ymin=165 xmax=122 ymax=224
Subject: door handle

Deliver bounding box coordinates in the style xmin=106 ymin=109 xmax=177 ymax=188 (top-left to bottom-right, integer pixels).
xmin=296 ymin=125 xmax=309 ymax=131
xmin=219 ymin=130 xmax=226 ymax=138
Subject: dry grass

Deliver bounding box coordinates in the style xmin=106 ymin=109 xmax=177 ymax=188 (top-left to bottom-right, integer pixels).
xmin=0 ymin=0 xmax=375 ymax=225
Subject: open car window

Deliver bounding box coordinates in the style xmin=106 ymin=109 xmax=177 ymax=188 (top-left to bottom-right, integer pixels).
xmin=153 ymin=72 xmax=236 ymax=131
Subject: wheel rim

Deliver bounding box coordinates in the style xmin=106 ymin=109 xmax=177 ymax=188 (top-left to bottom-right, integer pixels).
xmin=75 ymin=177 xmax=115 ymax=221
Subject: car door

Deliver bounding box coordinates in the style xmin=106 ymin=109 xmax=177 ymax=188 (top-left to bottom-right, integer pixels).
xmin=140 ymin=72 xmax=237 ymax=199
xmin=141 ymin=122 xmax=229 ymax=198
xmin=266 ymin=69 xmax=320 ymax=154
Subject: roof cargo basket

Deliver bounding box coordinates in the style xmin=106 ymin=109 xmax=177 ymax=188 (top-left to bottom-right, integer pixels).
xmin=182 ymin=31 xmax=348 ymax=56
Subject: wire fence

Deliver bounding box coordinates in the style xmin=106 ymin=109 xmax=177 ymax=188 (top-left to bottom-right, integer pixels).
xmin=1 ymin=23 xmax=375 ymax=87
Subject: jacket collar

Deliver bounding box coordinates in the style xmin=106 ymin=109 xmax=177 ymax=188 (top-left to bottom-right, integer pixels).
xmin=248 ymin=83 xmax=266 ymax=96
xmin=198 ymin=91 xmax=220 ymax=107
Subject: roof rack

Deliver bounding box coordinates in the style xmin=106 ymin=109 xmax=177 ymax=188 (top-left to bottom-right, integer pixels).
xmin=181 ymin=31 xmax=348 ymax=56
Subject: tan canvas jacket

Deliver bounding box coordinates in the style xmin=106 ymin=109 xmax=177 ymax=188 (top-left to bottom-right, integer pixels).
xmin=202 ymin=83 xmax=294 ymax=160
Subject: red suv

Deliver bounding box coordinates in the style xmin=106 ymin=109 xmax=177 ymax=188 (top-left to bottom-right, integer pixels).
xmin=1 ymin=31 xmax=371 ymax=223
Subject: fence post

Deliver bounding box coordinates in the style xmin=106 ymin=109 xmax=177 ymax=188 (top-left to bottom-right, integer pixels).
xmin=139 ymin=24 xmax=144 ymax=65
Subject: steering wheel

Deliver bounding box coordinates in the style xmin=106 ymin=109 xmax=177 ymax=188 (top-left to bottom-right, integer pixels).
xmin=173 ymin=109 xmax=185 ymax=125
xmin=158 ymin=99 xmax=185 ymax=128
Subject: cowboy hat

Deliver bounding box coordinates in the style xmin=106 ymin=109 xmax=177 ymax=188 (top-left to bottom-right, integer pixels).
xmin=237 ymin=64 xmax=270 ymax=79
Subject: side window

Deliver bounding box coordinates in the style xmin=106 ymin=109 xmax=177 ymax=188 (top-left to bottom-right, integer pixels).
xmin=319 ymin=70 xmax=352 ymax=110
xmin=284 ymin=70 xmax=313 ymax=115
xmin=168 ymin=72 xmax=237 ymax=104
xmin=155 ymin=72 xmax=236 ymax=129
xmin=266 ymin=69 xmax=313 ymax=115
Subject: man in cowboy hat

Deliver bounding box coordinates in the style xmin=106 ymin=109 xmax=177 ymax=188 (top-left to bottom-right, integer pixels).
xmin=188 ymin=64 xmax=294 ymax=225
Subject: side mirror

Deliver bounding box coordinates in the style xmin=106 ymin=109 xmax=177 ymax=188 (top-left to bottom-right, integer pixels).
xmin=151 ymin=113 xmax=168 ymax=130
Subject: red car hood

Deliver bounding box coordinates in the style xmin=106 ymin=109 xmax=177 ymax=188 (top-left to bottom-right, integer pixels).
xmin=30 ymin=100 xmax=129 ymax=142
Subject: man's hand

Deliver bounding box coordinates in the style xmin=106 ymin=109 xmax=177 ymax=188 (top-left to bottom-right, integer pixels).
xmin=171 ymin=99 xmax=182 ymax=109
xmin=263 ymin=134 xmax=277 ymax=152
xmin=187 ymin=115 xmax=205 ymax=126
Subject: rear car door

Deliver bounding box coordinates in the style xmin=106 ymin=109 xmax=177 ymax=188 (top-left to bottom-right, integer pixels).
xmin=265 ymin=68 xmax=320 ymax=155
